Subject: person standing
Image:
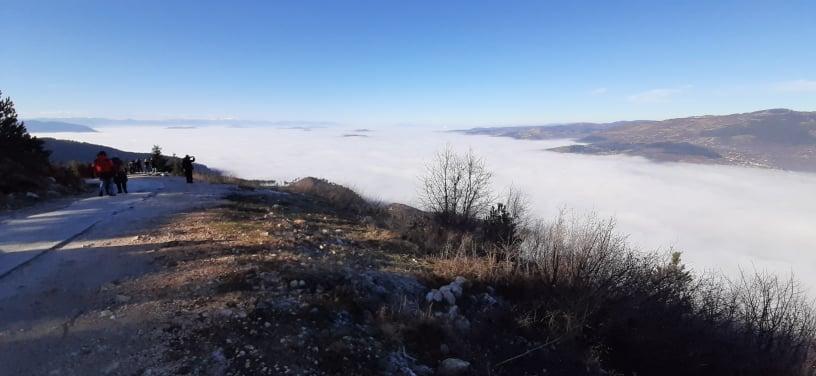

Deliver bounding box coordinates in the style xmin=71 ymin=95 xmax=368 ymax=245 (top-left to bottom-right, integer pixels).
xmin=181 ymin=155 xmax=196 ymax=183
xmin=112 ymin=157 xmax=128 ymax=194
xmin=93 ymin=151 xmax=116 ymax=196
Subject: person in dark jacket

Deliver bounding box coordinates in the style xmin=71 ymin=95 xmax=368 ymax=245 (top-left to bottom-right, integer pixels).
xmin=112 ymin=157 xmax=128 ymax=194
xmin=181 ymin=155 xmax=196 ymax=183
xmin=93 ymin=151 xmax=116 ymax=196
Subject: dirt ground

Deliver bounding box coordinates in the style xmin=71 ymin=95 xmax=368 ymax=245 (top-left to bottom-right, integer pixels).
xmin=0 ymin=187 xmax=440 ymax=376
xmin=4 ymin=176 xmax=583 ymax=376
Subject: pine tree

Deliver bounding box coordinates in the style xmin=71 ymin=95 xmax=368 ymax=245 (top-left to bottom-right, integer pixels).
xmin=151 ymin=145 xmax=168 ymax=172
xmin=170 ymin=153 xmax=183 ymax=176
xmin=483 ymin=203 xmax=517 ymax=246
xmin=0 ymin=91 xmax=52 ymax=194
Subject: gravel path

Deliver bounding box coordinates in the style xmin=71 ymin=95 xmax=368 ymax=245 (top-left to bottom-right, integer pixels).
xmin=0 ymin=176 xmax=232 ymax=376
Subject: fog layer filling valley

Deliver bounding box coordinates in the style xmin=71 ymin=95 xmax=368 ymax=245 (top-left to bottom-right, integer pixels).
xmin=42 ymin=126 xmax=816 ymax=292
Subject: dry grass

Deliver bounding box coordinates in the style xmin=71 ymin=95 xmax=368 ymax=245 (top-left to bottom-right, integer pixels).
xmin=283 ymin=177 xmax=372 ymax=213
xmin=92 ymin=175 xmax=816 ymax=375
xmin=417 ymin=209 xmax=816 ymax=375
xmin=192 ymin=171 xmax=271 ymax=189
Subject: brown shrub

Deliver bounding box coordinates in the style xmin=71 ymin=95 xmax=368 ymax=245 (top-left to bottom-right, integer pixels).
xmin=423 ymin=211 xmax=816 ymax=375
xmin=48 ymin=164 xmax=87 ymax=193
xmin=284 ymin=177 xmax=372 ymax=214
xmin=192 ymin=171 xmax=269 ymax=190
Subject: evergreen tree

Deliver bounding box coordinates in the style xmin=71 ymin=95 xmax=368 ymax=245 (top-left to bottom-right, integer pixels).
xmin=170 ymin=153 xmax=184 ymax=176
xmin=0 ymin=91 xmax=52 ymax=193
xmin=151 ymin=145 xmax=168 ymax=172
xmin=483 ymin=203 xmax=518 ymax=246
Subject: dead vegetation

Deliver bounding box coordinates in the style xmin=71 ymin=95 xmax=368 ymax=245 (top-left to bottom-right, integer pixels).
xmin=97 ymin=175 xmax=816 ymax=376
xmin=283 ymin=177 xmax=374 ymax=215
xmin=425 ymin=211 xmax=816 ymax=375
xmin=192 ymin=171 xmax=272 ymax=190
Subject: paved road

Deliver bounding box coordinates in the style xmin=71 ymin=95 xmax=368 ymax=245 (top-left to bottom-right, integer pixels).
xmin=0 ymin=177 xmax=224 ymax=278
xmin=0 ymin=176 xmax=233 ymax=375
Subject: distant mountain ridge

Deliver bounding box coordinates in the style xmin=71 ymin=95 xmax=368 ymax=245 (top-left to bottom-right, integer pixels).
xmin=30 ymin=117 xmax=338 ymax=129
xmin=462 ymin=109 xmax=816 ymax=172
xmin=24 ymin=120 xmax=97 ymax=133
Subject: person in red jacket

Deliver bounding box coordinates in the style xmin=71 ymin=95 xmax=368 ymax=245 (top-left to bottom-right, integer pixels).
xmin=93 ymin=151 xmax=116 ymax=196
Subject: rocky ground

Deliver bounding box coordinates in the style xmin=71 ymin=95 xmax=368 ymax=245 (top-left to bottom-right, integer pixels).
xmin=1 ymin=181 xmax=604 ymax=376
xmin=102 ymin=190 xmax=437 ymax=375
xmin=0 ymin=177 xmax=93 ymax=211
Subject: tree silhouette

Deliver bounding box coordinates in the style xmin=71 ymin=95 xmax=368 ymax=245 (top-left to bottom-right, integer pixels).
xmin=151 ymin=145 xmax=168 ymax=172
xmin=0 ymin=90 xmax=52 ymax=193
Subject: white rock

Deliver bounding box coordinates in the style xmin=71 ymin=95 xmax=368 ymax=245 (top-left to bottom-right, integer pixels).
xmin=217 ymin=308 xmax=233 ymax=318
xmin=440 ymin=289 xmax=456 ymax=305
xmin=447 ymin=305 xmax=459 ymax=318
xmin=453 ymin=316 xmax=471 ymax=332
xmin=101 ymin=361 xmax=119 ymax=375
xmin=449 ymin=284 xmax=463 ymax=298
xmin=482 ymin=293 xmax=498 ymax=306
xmin=438 ymin=358 xmax=470 ymax=375
xmin=425 ymin=289 xmax=443 ymax=303
xmin=212 ymin=348 xmax=227 ymax=364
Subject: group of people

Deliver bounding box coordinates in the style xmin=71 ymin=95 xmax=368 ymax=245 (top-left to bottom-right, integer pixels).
xmin=92 ymin=151 xmax=197 ymax=197
xmin=127 ymin=158 xmax=153 ymax=174
xmin=92 ymin=151 xmax=129 ymax=196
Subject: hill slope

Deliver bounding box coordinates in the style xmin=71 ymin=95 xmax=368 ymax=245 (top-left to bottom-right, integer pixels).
xmin=463 ymin=109 xmax=816 ymax=172
xmin=41 ymin=138 xmax=150 ymax=164
xmin=40 ymin=138 xmax=219 ymax=175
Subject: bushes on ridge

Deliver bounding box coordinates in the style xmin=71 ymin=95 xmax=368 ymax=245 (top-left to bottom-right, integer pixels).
xmin=419 ymin=145 xmax=493 ymax=227
xmin=0 ymin=90 xmax=53 ymax=194
xmin=426 ymin=210 xmax=815 ymax=375
xmin=410 ymin=146 xmax=816 ymax=375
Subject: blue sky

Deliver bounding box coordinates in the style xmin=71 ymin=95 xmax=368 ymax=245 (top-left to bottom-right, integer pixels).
xmin=2 ymin=0 xmax=815 ymax=126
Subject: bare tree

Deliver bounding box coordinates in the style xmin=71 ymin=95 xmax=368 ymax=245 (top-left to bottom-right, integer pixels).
xmin=502 ymin=184 xmax=531 ymax=229
xmin=420 ymin=145 xmax=493 ymax=225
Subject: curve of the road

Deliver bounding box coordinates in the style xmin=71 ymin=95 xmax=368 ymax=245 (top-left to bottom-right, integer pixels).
xmin=0 ymin=176 xmax=234 ymax=375
xmin=0 ymin=176 xmax=228 ymax=279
